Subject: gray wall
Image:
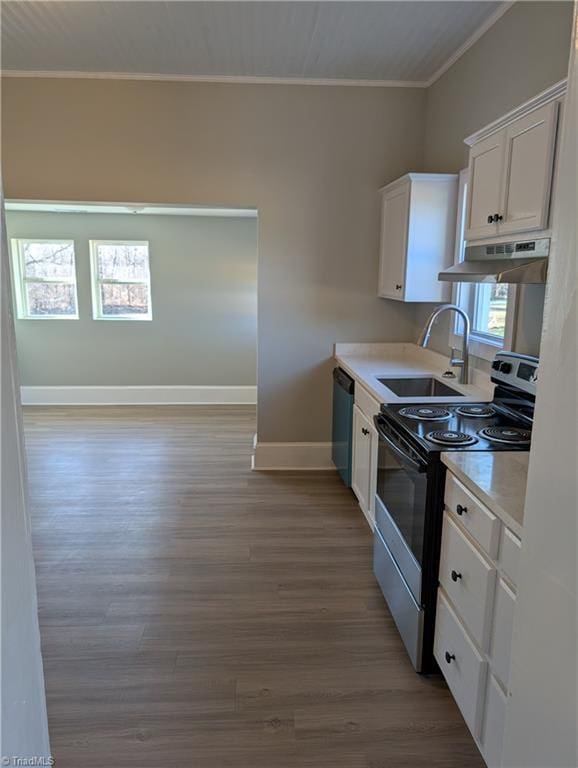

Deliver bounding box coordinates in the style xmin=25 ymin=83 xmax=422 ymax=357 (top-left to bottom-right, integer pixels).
xmin=416 ymin=0 xmax=573 ymax=362
xmin=424 ymin=1 xmax=573 ymax=173
xmin=7 ymin=211 xmax=258 ymax=387
xmin=1 ymin=80 xmax=425 ymax=442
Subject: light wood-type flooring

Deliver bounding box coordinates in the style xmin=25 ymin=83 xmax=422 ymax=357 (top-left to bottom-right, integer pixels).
xmin=23 ymin=405 xmax=484 ymax=768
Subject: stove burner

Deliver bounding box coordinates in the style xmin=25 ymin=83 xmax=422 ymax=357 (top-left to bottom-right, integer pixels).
xmin=399 ymin=406 xmax=451 ymax=421
xmin=426 ymin=430 xmax=478 ymax=447
xmin=478 ymin=426 xmax=531 ymax=445
xmin=455 ymin=405 xmax=497 ymax=419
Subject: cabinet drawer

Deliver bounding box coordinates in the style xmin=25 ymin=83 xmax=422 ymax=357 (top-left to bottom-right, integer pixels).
xmin=445 ymin=471 xmax=500 ymax=558
xmin=490 ymin=578 xmax=516 ymax=690
xmin=481 ymin=674 xmax=507 ymax=768
xmin=439 ymin=513 xmax=496 ymax=651
xmin=434 ymin=591 xmax=488 ymax=738
xmin=499 ymin=526 xmax=521 ymax=588
xmin=354 ymin=384 xmax=381 ymax=423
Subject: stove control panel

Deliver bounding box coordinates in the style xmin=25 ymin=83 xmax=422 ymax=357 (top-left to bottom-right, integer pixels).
xmin=491 ymin=352 xmax=538 ymax=396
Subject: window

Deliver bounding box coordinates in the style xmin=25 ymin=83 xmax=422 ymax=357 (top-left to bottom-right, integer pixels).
xmin=90 ymin=240 xmax=152 ymax=320
xmin=450 ymin=170 xmax=516 ymax=361
xmin=471 ymin=283 xmax=510 ymax=340
xmin=11 ymin=239 xmax=78 ymax=319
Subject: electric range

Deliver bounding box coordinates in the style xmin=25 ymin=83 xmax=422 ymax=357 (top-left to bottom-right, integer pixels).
xmin=372 ymin=351 xmax=537 ymax=673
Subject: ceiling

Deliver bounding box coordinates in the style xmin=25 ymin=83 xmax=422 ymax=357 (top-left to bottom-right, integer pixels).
xmin=1 ymin=1 xmax=508 ymax=87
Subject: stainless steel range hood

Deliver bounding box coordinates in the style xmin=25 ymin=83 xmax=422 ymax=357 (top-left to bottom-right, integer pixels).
xmin=439 ymin=237 xmax=550 ymax=284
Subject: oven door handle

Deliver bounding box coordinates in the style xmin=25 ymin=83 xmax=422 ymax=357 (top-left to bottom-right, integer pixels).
xmin=373 ymin=416 xmax=426 ymax=473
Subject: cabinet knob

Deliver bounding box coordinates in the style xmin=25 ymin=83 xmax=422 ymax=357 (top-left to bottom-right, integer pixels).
xmin=451 ymin=569 xmax=462 ymax=582
xmin=456 ymin=504 xmax=467 ymax=516
xmin=361 ymin=428 xmax=370 ymax=436
xmin=492 ymin=213 xmax=503 ymax=222
xmin=395 ymin=284 xmax=403 ymax=290
xmin=445 ymin=651 xmax=456 ymax=664
xmin=487 ymin=214 xmax=494 ymax=224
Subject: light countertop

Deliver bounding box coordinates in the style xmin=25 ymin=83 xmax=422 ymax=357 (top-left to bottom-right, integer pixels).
xmin=334 ymin=342 xmax=492 ymax=405
xmin=441 ymin=451 xmax=528 ymax=538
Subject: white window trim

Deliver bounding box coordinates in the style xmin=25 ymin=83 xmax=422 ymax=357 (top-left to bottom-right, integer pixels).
xmin=89 ymin=239 xmax=152 ymax=321
xmin=449 ymin=169 xmax=517 ymax=362
xmin=10 ymin=238 xmax=79 ymax=320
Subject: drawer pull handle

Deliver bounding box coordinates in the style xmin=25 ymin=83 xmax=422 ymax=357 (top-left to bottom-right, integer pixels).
xmin=445 ymin=651 xmax=456 ymax=664
xmin=451 ymin=570 xmax=462 ymax=582
xmin=361 ymin=428 xmax=370 ymax=436
xmin=456 ymin=504 xmax=467 ymax=516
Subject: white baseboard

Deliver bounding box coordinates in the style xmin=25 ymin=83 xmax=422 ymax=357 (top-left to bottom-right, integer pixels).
xmin=20 ymin=385 xmax=257 ymax=406
xmin=252 ymin=441 xmax=335 ymax=471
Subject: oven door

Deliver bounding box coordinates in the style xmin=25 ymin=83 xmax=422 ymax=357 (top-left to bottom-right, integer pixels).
xmin=373 ymin=415 xmax=428 ymax=605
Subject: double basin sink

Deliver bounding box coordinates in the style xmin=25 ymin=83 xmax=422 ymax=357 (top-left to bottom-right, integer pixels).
xmin=376 ymin=376 xmax=464 ymax=398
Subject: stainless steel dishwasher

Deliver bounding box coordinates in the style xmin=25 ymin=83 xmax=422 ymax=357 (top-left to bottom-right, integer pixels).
xmin=331 ymin=367 xmax=355 ymax=486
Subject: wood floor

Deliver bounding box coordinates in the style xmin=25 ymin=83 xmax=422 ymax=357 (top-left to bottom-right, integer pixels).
xmin=24 ymin=405 xmax=484 ymax=768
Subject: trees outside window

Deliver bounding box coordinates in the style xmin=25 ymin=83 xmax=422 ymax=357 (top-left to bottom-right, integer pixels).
xmin=89 ymin=241 xmax=152 ymax=320
xmin=11 ymin=239 xmax=79 ymax=319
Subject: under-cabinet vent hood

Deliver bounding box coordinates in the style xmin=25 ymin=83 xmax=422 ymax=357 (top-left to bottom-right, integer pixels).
xmin=439 ymin=238 xmax=550 ymax=284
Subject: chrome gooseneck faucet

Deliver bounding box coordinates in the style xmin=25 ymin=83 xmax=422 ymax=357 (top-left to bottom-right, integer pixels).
xmin=417 ymin=304 xmax=471 ymax=384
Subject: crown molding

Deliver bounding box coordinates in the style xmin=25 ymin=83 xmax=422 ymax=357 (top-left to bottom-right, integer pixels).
xmin=0 ymin=69 xmax=427 ymax=88
xmin=0 ymin=3 xmax=517 ymax=92
xmin=425 ymin=1 xmax=515 ymax=88
xmin=379 ymin=172 xmax=458 ymax=193
xmin=464 ymin=78 xmax=568 ymax=146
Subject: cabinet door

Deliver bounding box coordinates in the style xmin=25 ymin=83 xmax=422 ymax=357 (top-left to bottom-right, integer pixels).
xmin=481 ymin=674 xmax=507 ymax=768
xmin=465 ymin=132 xmax=505 ymax=240
xmin=351 ymin=405 xmax=372 ymax=524
xmin=498 ymin=101 xmax=559 ymax=235
xmin=439 ymin=513 xmax=497 ymax=651
xmin=434 ymin=591 xmax=488 ymax=739
xmin=490 ymin=577 xmax=516 ymax=690
xmin=378 ymin=183 xmax=409 ymax=300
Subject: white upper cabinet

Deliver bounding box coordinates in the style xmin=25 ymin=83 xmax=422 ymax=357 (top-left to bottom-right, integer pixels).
xmin=465 ymin=95 xmax=560 ymax=242
xmin=466 ymin=132 xmax=505 ymax=240
xmin=499 ymin=102 xmax=559 ymax=235
xmin=378 ymin=173 xmax=457 ymax=302
xmin=378 ymin=183 xmax=409 ymax=300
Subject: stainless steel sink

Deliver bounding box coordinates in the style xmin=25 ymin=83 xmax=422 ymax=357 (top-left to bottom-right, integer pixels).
xmin=376 ymin=376 xmax=464 ymax=398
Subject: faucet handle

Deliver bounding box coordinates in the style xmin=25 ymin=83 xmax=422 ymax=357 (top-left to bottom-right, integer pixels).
xmin=449 ymin=348 xmax=465 ymax=367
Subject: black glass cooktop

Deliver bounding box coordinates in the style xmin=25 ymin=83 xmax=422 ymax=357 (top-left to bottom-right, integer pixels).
xmin=380 ymin=402 xmax=533 ymax=455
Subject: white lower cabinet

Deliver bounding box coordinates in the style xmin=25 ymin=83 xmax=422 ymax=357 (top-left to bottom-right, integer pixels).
xmin=435 ymin=468 xmax=521 ymax=767
xmin=439 ymin=513 xmax=496 ymax=652
xmin=481 ymin=675 xmax=507 ymax=768
xmin=434 ymin=592 xmax=488 ymax=738
xmin=489 ymin=578 xmax=516 ymax=690
xmin=498 ymin=526 xmax=521 ymax=588
xmin=351 ymin=395 xmax=378 ymax=529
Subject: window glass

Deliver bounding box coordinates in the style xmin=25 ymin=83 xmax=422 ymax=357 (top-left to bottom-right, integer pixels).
xmin=90 ymin=240 xmax=152 ymax=320
xmin=11 ymin=239 xmax=78 ymax=319
xmin=25 ymin=283 xmax=77 ymax=316
xmin=473 ymin=283 xmax=508 ymax=339
xmin=96 ymin=243 xmax=149 ymax=281
xmin=100 ymin=283 xmax=149 ymax=316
